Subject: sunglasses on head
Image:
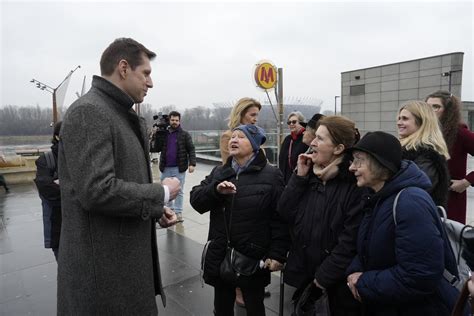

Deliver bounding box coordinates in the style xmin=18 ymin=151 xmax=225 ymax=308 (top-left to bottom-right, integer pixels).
xmin=287 ymin=120 xmax=299 ymax=125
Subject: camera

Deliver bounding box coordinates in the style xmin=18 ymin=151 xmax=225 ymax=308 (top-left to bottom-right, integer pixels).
xmin=152 ymin=112 xmax=170 ymax=152
xmin=153 ymin=112 xmax=170 ymax=132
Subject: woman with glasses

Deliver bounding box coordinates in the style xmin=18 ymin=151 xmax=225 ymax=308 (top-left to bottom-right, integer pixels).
xmin=346 ymin=131 xmax=460 ymax=315
xmin=425 ymin=91 xmax=474 ymax=223
xmin=397 ymin=100 xmax=450 ymax=208
xmin=220 ymin=97 xmax=261 ymax=164
xmin=278 ymin=111 xmax=309 ymax=183
xmin=191 ymin=124 xmax=289 ymax=316
xmin=277 ymin=116 xmax=364 ymax=315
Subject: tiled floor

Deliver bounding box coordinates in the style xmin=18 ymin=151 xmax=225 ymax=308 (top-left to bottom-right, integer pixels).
xmin=1 ymin=159 xmax=473 ymax=315
xmin=0 ymin=162 xmax=295 ymax=316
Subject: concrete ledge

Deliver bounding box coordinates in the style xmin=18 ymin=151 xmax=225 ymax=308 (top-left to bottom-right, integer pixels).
xmin=1 ymin=167 xmax=36 ymax=184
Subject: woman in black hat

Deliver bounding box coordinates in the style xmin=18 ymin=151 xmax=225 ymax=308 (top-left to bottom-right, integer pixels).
xmin=346 ymin=131 xmax=460 ymax=315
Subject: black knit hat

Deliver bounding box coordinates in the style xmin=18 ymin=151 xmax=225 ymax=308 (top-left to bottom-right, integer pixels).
xmin=348 ymin=131 xmax=402 ymax=173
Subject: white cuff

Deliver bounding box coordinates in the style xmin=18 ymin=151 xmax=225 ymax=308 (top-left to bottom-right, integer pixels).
xmin=163 ymin=185 xmax=170 ymax=203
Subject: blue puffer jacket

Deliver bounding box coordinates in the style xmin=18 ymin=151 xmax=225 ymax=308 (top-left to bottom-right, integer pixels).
xmin=347 ymin=160 xmax=461 ymax=316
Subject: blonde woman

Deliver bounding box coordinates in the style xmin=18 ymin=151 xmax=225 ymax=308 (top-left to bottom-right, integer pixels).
xmin=220 ymin=98 xmax=261 ymax=163
xmin=397 ymin=100 xmax=450 ymax=208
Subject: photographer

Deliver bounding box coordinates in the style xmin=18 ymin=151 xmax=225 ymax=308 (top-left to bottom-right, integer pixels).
xmin=159 ymin=111 xmax=196 ymax=220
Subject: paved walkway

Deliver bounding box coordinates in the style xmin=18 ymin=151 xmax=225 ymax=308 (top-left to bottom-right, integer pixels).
xmin=1 ymin=160 xmax=473 ymax=315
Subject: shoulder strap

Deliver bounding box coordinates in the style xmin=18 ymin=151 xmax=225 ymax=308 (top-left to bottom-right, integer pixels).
xmin=392 ymin=188 xmax=406 ymax=225
xmin=44 ymin=151 xmax=56 ymax=172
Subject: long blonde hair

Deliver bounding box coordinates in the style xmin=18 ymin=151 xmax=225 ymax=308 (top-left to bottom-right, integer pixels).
xmin=398 ymin=100 xmax=450 ymax=159
xmin=227 ymin=98 xmax=262 ymax=129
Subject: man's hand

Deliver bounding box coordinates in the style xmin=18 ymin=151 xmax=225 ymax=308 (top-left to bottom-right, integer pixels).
xmin=450 ymin=179 xmax=471 ymax=193
xmin=347 ymin=272 xmax=363 ymax=302
xmin=158 ymin=206 xmax=178 ymax=228
xmin=216 ymin=181 xmax=236 ymax=195
xmin=162 ymin=177 xmax=181 ymax=201
xmin=264 ymin=258 xmax=283 ymax=271
xmin=188 ymin=165 xmax=195 ymax=173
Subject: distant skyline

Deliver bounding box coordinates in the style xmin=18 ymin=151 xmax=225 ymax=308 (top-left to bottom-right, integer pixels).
xmin=1 ymin=1 xmax=473 ymax=113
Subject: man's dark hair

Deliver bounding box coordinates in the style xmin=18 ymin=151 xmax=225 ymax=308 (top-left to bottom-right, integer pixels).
xmin=100 ymin=38 xmax=156 ymax=76
xmin=169 ymin=111 xmax=181 ymax=119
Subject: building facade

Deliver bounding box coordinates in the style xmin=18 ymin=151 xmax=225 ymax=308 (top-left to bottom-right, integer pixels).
xmin=341 ymin=52 xmax=465 ymax=135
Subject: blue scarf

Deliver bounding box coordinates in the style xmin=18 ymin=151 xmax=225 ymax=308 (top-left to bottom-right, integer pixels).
xmin=231 ymin=153 xmax=257 ymax=175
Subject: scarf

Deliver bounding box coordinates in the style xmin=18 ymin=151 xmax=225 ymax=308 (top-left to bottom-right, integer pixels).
xmin=312 ymin=156 xmax=343 ymax=183
xmin=232 ymin=153 xmax=256 ymax=175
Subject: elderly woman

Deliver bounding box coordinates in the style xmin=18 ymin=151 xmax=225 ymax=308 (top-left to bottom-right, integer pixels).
xmin=346 ymin=131 xmax=460 ymax=315
xmin=191 ymin=124 xmax=289 ymax=316
xmin=278 ymin=111 xmax=309 ymax=183
xmin=277 ymin=115 xmax=365 ymax=315
xmin=425 ymin=91 xmax=474 ymax=223
xmin=397 ymin=100 xmax=450 ymax=208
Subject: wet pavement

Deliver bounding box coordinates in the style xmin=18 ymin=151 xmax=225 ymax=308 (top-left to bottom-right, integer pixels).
xmin=0 ymin=162 xmax=295 ymax=316
xmin=1 ymin=160 xmax=473 ymax=315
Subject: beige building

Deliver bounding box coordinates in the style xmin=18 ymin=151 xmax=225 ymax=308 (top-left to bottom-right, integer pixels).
xmin=341 ymin=52 xmax=466 ymax=135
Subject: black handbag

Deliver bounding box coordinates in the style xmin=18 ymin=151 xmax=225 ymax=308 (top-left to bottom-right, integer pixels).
xmin=219 ymin=201 xmax=261 ymax=285
xmin=294 ymin=282 xmax=331 ymax=316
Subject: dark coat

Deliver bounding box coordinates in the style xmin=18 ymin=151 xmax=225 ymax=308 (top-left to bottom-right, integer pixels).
xmin=277 ymin=156 xmax=365 ymax=314
xmin=34 ymin=142 xmax=61 ymax=248
xmin=190 ymin=150 xmax=290 ymax=288
xmin=402 ymin=145 xmax=450 ymax=208
xmin=347 ymin=160 xmax=459 ymax=316
xmin=278 ymin=132 xmax=309 ymax=183
xmin=447 ymin=124 xmax=474 ymax=223
xmin=159 ymin=126 xmax=196 ymax=173
xmin=57 ymin=76 xmax=166 ymax=315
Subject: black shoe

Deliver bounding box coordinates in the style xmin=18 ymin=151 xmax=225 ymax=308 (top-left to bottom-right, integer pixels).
xmin=264 ymin=289 xmax=271 ymax=297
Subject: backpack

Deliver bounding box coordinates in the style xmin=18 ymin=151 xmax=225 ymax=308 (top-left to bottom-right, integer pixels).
xmin=393 ymin=188 xmax=472 ymax=291
xmin=44 ymin=151 xmax=58 ymax=178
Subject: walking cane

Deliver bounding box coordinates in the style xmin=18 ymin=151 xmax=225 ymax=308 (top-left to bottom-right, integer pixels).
xmin=279 ymin=263 xmax=286 ymax=316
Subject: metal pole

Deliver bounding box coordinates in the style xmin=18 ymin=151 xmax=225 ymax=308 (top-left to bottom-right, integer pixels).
xmin=53 ymin=90 xmax=58 ymax=124
xmin=448 ymin=72 xmax=452 ymax=92
xmin=277 ymin=68 xmax=284 ymax=167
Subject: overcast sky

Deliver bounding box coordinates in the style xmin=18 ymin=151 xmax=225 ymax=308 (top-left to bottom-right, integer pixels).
xmin=1 ymin=0 xmax=473 ymax=113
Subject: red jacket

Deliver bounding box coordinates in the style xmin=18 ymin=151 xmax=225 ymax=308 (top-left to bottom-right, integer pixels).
xmin=447 ymin=124 xmax=474 ymax=223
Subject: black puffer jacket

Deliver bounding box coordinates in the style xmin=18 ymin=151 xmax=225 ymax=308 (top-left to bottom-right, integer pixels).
xmin=277 ymin=156 xmax=365 ymax=313
xmin=159 ymin=126 xmax=196 ymax=173
xmin=190 ymin=150 xmax=290 ymax=287
xmin=402 ymin=146 xmax=449 ymax=208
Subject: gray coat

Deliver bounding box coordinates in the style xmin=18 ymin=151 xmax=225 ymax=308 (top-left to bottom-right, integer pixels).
xmin=58 ymin=76 xmax=166 ymax=315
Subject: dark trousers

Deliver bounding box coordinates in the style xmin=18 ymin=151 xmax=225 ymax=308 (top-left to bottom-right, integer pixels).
xmin=214 ymin=280 xmax=266 ymax=316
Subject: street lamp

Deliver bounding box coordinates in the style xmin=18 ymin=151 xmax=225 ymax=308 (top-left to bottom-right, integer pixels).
xmin=30 ymin=65 xmax=81 ymax=124
xmin=441 ymin=69 xmax=462 ymax=92
xmin=334 ymin=96 xmax=340 ymax=115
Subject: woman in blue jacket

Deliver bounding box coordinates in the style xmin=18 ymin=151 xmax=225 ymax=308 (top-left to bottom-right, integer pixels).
xmin=346 ymin=131 xmax=460 ymax=316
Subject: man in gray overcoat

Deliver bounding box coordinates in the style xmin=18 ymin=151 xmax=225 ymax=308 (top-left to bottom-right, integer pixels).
xmin=57 ymin=38 xmax=181 ymax=315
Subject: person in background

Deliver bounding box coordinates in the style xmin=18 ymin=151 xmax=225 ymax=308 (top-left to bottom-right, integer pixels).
xmin=346 ymin=131 xmax=460 ymax=315
xmin=34 ymin=121 xmax=62 ymax=260
xmin=220 ymin=97 xmax=261 ymax=164
xmin=278 ymin=116 xmax=364 ymax=315
xmin=158 ymin=110 xmax=196 ymax=221
xmin=279 ymin=111 xmax=308 ymax=183
xmin=57 ymin=37 xmax=180 ymax=315
xmin=425 ymin=91 xmax=474 ymax=224
xmin=397 ymin=100 xmax=450 ymax=208
xmin=191 ymin=124 xmax=289 ymax=316
xmin=302 ymin=113 xmax=325 ymax=148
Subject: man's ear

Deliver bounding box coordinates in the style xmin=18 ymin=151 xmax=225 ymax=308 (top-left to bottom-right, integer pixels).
xmin=118 ymin=59 xmax=129 ymax=79
xmin=333 ymin=144 xmax=345 ymax=156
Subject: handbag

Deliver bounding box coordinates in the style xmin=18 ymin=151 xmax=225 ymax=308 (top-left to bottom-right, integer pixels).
xmin=218 ymin=200 xmax=261 ymax=285
xmin=219 ymin=247 xmax=260 ymax=285
xmin=294 ymin=282 xmax=331 ymax=316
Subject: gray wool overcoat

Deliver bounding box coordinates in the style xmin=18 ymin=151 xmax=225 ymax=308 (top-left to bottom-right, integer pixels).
xmin=57 ymin=76 xmax=166 ymax=315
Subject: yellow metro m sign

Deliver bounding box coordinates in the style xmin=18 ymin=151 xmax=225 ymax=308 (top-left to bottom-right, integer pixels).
xmin=254 ymin=62 xmax=277 ymax=90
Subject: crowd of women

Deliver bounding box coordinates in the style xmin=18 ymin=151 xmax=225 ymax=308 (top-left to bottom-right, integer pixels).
xmin=190 ymin=90 xmax=474 ymax=316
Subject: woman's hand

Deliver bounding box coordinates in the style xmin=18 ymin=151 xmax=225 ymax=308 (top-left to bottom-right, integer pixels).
xmin=216 ymin=181 xmax=237 ymax=195
xmin=297 ymin=153 xmax=313 ymax=176
xmin=347 ymin=272 xmax=363 ymax=302
xmin=450 ymin=179 xmax=471 ymax=193
xmin=264 ymin=258 xmax=283 ymax=271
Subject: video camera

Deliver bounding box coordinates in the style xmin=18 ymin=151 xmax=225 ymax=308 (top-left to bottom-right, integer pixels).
xmin=153 ymin=112 xmax=170 ymax=132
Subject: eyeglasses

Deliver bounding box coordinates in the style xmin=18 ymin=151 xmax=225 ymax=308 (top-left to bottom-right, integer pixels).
xmin=349 ymin=156 xmax=366 ymax=168
xmin=287 ymin=120 xmax=298 ymax=125
xmin=431 ymin=104 xmax=444 ymax=112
